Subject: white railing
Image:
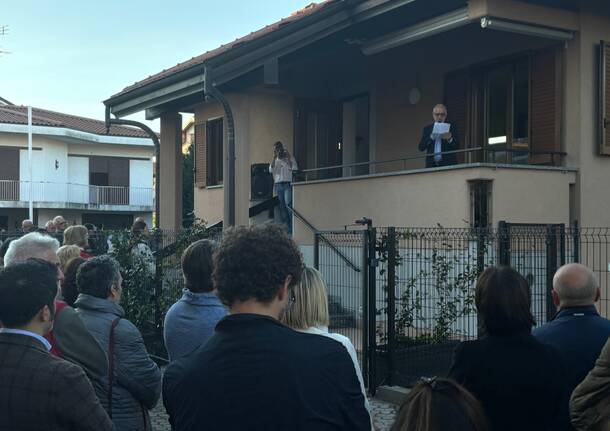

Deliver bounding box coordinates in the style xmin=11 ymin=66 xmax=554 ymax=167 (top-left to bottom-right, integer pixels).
xmin=0 ymin=180 xmax=153 ymax=207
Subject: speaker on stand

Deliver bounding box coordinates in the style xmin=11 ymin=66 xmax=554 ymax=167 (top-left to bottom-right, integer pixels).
xmin=251 ymin=163 xmax=273 ymax=200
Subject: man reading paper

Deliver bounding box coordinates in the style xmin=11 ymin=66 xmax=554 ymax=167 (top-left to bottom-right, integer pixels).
xmin=418 ymin=104 xmax=460 ymax=168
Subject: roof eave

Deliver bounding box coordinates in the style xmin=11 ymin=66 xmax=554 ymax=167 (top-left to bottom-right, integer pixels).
xmin=104 ymin=0 xmax=412 ymax=118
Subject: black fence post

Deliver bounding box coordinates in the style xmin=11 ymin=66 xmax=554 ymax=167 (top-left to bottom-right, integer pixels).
xmin=559 ymin=224 xmax=566 ymax=266
xmin=386 ymin=227 xmax=397 ymax=387
xmin=546 ymin=225 xmax=559 ymax=322
xmin=572 ymin=220 xmax=580 ymax=263
xmin=364 ymin=226 xmax=378 ymax=395
xmin=153 ymin=229 xmax=163 ymax=334
xmin=498 ymin=221 xmax=511 ymax=266
xmin=313 ymin=232 xmax=320 ymax=270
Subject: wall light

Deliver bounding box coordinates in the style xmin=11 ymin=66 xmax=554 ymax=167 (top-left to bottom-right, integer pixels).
xmin=480 ymin=17 xmax=573 ymax=41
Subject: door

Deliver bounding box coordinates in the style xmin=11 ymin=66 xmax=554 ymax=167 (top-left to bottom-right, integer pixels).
xmin=295 ymin=99 xmax=342 ymax=180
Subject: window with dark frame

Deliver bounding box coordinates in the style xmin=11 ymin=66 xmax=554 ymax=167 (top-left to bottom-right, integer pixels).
xmin=470 ymin=180 xmax=492 ymax=229
xmin=446 ymin=48 xmax=564 ymax=166
xmin=206 ymin=118 xmax=224 ymax=186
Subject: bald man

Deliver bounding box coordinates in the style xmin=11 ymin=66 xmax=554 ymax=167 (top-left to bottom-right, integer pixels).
xmin=533 ymin=263 xmax=610 ymax=431
xmin=418 ymin=104 xmax=460 ymax=168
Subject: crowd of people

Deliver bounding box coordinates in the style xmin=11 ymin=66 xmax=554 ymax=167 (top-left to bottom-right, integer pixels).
xmin=2 ymin=220 xmax=610 ymax=430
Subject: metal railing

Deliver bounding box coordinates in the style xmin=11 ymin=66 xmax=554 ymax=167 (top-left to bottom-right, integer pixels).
xmin=0 ymin=180 xmax=153 ymax=206
xmin=296 ymin=147 xmax=568 ymax=182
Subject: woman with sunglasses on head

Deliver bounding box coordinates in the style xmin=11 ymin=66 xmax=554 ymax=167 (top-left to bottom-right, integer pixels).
xmin=282 ymin=266 xmax=372 ymax=424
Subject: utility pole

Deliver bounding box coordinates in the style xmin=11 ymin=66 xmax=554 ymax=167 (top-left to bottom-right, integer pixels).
xmin=0 ymin=25 xmax=9 ymax=56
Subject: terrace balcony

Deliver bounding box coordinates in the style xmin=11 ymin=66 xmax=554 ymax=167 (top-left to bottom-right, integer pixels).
xmin=0 ymin=180 xmax=154 ymax=211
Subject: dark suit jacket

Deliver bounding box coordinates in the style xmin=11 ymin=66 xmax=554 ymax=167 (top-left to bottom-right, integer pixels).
xmin=533 ymin=306 xmax=610 ymax=431
xmin=449 ymin=333 xmax=564 ymax=431
xmin=418 ymin=122 xmax=460 ymax=167
xmin=0 ymin=332 xmax=112 ymax=431
xmin=163 ymin=313 xmax=371 ymax=431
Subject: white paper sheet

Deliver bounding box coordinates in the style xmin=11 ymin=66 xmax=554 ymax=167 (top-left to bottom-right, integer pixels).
xmin=432 ymin=122 xmax=451 ymax=136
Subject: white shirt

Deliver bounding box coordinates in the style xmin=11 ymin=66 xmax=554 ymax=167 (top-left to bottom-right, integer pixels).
xmin=0 ymin=328 xmax=52 ymax=351
xmin=269 ymin=156 xmax=297 ymax=183
xmin=298 ymin=325 xmax=372 ymax=421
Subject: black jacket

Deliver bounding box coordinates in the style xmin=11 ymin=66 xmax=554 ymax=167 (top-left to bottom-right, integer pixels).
xmin=449 ymin=333 xmax=565 ymax=431
xmin=418 ymin=123 xmax=460 ymax=167
xmin=162 ymin=313 xmax=371 ymax=431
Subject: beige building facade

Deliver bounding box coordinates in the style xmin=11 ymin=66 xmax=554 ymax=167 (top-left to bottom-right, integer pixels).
xmin=104 ymin=0 xmax=610 ymax=243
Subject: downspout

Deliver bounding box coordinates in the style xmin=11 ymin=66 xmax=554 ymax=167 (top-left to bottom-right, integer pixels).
xmin=204 ymin=64 xmax=236 ymax=226
xmin=104 ymin=105 xmax=161 ymax=228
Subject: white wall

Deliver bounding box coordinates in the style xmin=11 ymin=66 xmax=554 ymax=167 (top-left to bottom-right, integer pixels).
xmin=129 ymin=159 xmax=153 ymax=206
xmin=19 ymin=149 xmax=44 ymax=201
xmin=68 ymin=156 xmax=89 ymax=204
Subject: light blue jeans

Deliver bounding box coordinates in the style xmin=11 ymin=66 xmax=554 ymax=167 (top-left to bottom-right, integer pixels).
xmin=275 ymin=182 xmax=292 ymax=234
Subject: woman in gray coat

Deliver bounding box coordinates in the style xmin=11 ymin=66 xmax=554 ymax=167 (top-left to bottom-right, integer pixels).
xmin=75 ymin=255 xmax=161 ymax=431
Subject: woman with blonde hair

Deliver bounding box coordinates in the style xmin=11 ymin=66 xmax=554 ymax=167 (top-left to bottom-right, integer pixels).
xmin=282 ymin=266 xmax=371 ymax=418
xmin=56 ymin=244 xmax=81 ymax=273
xmin=63 ymin=225 xmax=92 ymax=259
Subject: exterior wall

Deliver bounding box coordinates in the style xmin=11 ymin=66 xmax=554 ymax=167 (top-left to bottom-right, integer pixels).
xmin=193 ymin=102 xmax=225 ymax=225
xmin=292 ymin=165 xmax=575 ymax=245
xmin=564 ymin=12 xmax=610 ymax=227
xmin=194 ymin=186 xmax=224 ymax=225
xmin=192 ymin=91 xmax=294 ymax=226
xmin=129 ymin=160 xmax=154 ymax=206
xmin=68 ymin=156 xmax=89 ymax=204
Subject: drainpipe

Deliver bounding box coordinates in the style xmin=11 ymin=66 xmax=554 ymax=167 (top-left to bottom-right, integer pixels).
xmin=104 ymin=105 xmax=161 ymax=228
xmin=204 ymin=64 xmax=236 ymax=226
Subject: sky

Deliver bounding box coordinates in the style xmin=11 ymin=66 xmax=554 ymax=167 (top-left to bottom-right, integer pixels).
xmin=0 ymin=0 xmax=316 ymax=131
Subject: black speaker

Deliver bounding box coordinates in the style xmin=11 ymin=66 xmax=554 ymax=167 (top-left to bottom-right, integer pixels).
xmin=251 ymin=163 xmax=273 ymax=200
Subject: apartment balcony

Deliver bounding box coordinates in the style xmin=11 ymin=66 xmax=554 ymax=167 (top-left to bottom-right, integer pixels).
xmin=0 ymin=180 xmax=153 ymax=211
xmin=291 ymin=148 xmax=577 ymax=245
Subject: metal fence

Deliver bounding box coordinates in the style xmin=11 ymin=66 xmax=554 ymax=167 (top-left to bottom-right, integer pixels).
xmin=313 ymin=223 xmax=610 ymax=392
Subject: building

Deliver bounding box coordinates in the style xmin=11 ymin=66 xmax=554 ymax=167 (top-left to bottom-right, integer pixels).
xmin=0 ymin=103 xmax=154 ymax=230
xmin=103 ymin=0 xmax=610 ymax=243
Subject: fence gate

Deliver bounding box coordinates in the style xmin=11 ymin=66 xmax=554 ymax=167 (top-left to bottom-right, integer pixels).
xmin=498 ymin=222 xmax=566 ymax=323
xmin=313 ymin=228 xmax=377 ymax=393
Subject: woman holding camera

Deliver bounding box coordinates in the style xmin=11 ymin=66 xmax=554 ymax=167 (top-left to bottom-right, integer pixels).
xmin=269 ymin=141 xmax=297 ymax=234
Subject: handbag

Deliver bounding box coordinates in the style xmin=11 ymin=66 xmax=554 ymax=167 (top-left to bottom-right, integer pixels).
xmin=107 ymin=317 xmax=149 ymax=431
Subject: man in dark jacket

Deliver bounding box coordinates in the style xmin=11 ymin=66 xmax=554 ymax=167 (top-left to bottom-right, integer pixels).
xmin=3 ymin=232 xmax=107 ymax=380
xmin=533 ymin=263 xmax=610 ymax=431
xmin=418 ymin=104 xmax=460 ymax=167
xmin=163 ymin=225 xmax=371 ymax=431
xmin=0 ymin=259 xmax=112 ymax=431
xmin=75 ymin=255 xmax=162 ymax=431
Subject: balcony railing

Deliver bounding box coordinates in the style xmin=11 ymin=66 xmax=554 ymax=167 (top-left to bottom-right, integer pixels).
xmin=296 ymin=147 xmax=567 ymax=182
xmin=0 ymin=180 xmax=153 ymax=207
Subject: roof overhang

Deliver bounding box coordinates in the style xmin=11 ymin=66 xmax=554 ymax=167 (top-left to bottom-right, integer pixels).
xmin=0 ymin=123 xmax=154 ymax=147
xmin=104 ymin=0 xmax=418 ymax=119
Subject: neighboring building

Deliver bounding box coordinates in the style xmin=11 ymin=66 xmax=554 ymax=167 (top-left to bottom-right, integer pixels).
xmin=103 ymin=0 xmax=610 ymax=242
xmin=0 ymin=104 xmax=154 ymax=230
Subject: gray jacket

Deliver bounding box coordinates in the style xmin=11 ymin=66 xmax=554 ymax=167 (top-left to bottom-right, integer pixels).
xmin=75 ymin=294 xmax=162 ymax=431
xmin=571 ymin=336 xmax=610 ymax=431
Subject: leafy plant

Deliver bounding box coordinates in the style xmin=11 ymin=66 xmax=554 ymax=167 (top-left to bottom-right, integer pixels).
xmin=108 ymin=219 xmax=215 ymax=333
xmin=377 ymin=228 xmax=486 ymax=345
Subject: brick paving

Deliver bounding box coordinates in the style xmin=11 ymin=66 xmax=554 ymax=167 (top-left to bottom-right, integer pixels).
xmin=150 ymin=396 xmax=398 ymax=430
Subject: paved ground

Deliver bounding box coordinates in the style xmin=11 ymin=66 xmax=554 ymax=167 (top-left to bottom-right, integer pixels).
xmin=150 ymin=396 xmax=398 ymax=430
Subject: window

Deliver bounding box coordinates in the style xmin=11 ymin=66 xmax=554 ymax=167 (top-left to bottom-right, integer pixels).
xmin=485 ymin=59 xmax=530 ymax=163
xmin=206 ymin=118 xmax=224 ymax=186
xmin=89 ymin=157 xmax=129 ymax=205
xmin=470 ymin=180 xmax=492 ymax=229
xmin=447 ymin=48 xmax=561 ymax=166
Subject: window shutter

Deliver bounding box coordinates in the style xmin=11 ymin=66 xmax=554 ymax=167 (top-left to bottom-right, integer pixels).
xmin=531 ymin=47 xmax=561 ymax=163
xmin=194 ymin=122 xmax=206 ymax=187
xmin=444 ymin=70 xmax=469 ymax=162
xmin=600 ymin=41 xmax=610 ymax=155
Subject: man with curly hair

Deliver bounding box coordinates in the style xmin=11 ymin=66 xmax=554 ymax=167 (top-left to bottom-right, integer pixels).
xmin=162 ymin=224 xmax=371 ymax=431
